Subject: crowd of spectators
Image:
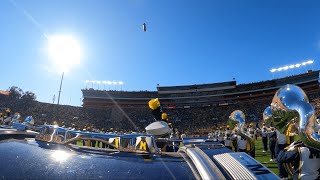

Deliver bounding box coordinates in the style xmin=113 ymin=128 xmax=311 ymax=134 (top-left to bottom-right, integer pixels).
xmin=156 ymin=71 xmax=319 ymax=101
xmin=0 ymin=92 xmax=271 ymax=134
xmin=1 ymin=84 xmax=320 ymax=136
xmin=165 ymin=100 xmax=270 ymax=135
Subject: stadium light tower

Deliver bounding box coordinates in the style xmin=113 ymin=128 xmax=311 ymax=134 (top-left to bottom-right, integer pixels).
xmin=90 ymin=80 xmax=95 ymax=88
xmin=112 ymin=81 xmax=118 ymax=90
xmin=57 ymin=72 xmax=64 ymax=105
xmin=118 ymin=81 xmax=124 ymax=91
xmin=102 ymin=81 xmax=107 ymax=90
xmin=96 ymin=81 xmax=101 ymax=89
xmin=88 ymin=80 xmax=124 ymax=90
xmin=270 ymin=60 xmax=314 ymax=78
xmin=47 ymin=34 xmax=82 ymax=105
xmin=84 ymin=80 xmax=90 ymax=89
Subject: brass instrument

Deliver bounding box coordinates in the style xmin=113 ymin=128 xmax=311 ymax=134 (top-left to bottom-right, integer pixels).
xmin=270 ymin=84 xmax=320 ymax=176
xmin=271 ymin=84 xmax=320 ymax=150
xmin=229 ymin=110 xmax=255 ymax=154
xmin=262 ymin=106 xmax=273 ymax=127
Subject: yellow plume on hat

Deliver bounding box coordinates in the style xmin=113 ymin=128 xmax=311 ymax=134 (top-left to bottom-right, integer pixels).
xmin=161 ymin=113 xmax=168 ymax=120
xmin=148 ymin=98 xmax=160 ymax=110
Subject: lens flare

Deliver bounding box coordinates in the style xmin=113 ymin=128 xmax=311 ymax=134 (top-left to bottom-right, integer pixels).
xmin=51 ymin=150 xmax=71 ymax=162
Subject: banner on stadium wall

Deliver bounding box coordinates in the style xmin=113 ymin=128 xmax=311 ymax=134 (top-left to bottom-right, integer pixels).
xmin=183 ymin=106 xmax=190 ymax=109
xmin=0 ymin=90 xmax=10 ymax=96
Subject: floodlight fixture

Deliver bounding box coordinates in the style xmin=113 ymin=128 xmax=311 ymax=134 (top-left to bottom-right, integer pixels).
xmin=270 ymin=69 xmax=277 ymax=73
xmin=87 ymin=80 xmax=124 ymax=86
xmin=270 ymin=59 xmax=315 ymax=75
xmin=306 ymin=60 xmax=314 ymax=64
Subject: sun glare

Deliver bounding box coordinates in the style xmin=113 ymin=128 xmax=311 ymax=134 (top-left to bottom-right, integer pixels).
xmin=51 ymin=150 xmax=71 ymax=162
xmin=47 ymin=34 xmax=82 ymax=72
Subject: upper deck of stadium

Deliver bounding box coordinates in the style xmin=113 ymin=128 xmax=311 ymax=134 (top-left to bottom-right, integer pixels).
xmin=82 ymin=70 xmax=320 ymax=108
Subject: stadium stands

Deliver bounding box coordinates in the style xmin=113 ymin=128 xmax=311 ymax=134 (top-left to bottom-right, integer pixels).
xmin=83 ymin=70 xmax=319 ymax=109
xmin=1 ymin=71 xmax=319 ymax=134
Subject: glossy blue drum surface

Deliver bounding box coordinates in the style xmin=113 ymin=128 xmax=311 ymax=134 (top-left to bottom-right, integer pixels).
xmin=0 ymin=140 xmax=195 ymax=180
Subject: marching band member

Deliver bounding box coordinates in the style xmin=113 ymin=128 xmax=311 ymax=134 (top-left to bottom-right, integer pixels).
xmin=231 ymin=130 xmax=238 ymax=152
xmin=224 ymin=126 xmax=232 ymax=150
xmin=275 ymin=128 xmax=287 ymax=158
xmin=169 ymin=132 xmax=174 ymax=139
xmin=175 ymin=128 xmax=180 ymax=138
xmin=224 ymin=135 xmax=232 ymax=150
xmin=213 ymin=128 xmax=218 ymax=142
xmin=5 ymin=108 xmax=11 ymax=118
xmin=277 ymin=141 xmax=320 ymax=180
xmin=3 ymin=109 xmax=12 ymax=125
xmin=261 ymin=125 xmax=268 ymax=152
xmin=229 ymin=110 xmax=255 ymax=157
xmin=12 ymin=112 xmax=21 ymax=123
xmin=181 ymin=133 xmax=186 ymax=139
xmin=286 ymin=123 xmax=296 ymax=145
xmin=218 ymin=127 xmax=224 ymax=144
xmin=254 ymin=127 xmax=259 ymax=140
xmin=248 ymin=123 xmax=255 ymax=139
xmin=3 ymin=116 xmax=11 ymax=125
xmin=90 ymin=126 xmax=97 ymax=147
xmin=237 ymin=133 xmax=247 ymax=153
xmin=247 ymin=123 xmax=256 ymax=157
xmin=269 ymin=84 xmax=320 ymax=179
xmin=268 ymin=127 xmax=277 ymax=161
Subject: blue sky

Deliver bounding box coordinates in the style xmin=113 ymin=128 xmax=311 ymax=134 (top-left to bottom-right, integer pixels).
xmin=1 ymin=0 xmax=320 ymax=106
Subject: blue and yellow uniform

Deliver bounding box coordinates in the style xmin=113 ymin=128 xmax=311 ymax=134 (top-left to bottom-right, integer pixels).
xmin=268 ymin=128 xmax=277 ymax=161
xmin=261 ymin=126 xmax=268 ymax=152
xmin=277 ymin=143 xmax=320 ymax=180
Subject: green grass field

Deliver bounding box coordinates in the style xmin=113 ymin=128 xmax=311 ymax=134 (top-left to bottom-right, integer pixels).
xmin=254 ymin=137 xmax=279 ymax=175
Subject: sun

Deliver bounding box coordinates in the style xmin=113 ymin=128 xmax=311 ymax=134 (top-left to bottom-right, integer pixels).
xmin=47 ymin=34 xmax=82 ymax=72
